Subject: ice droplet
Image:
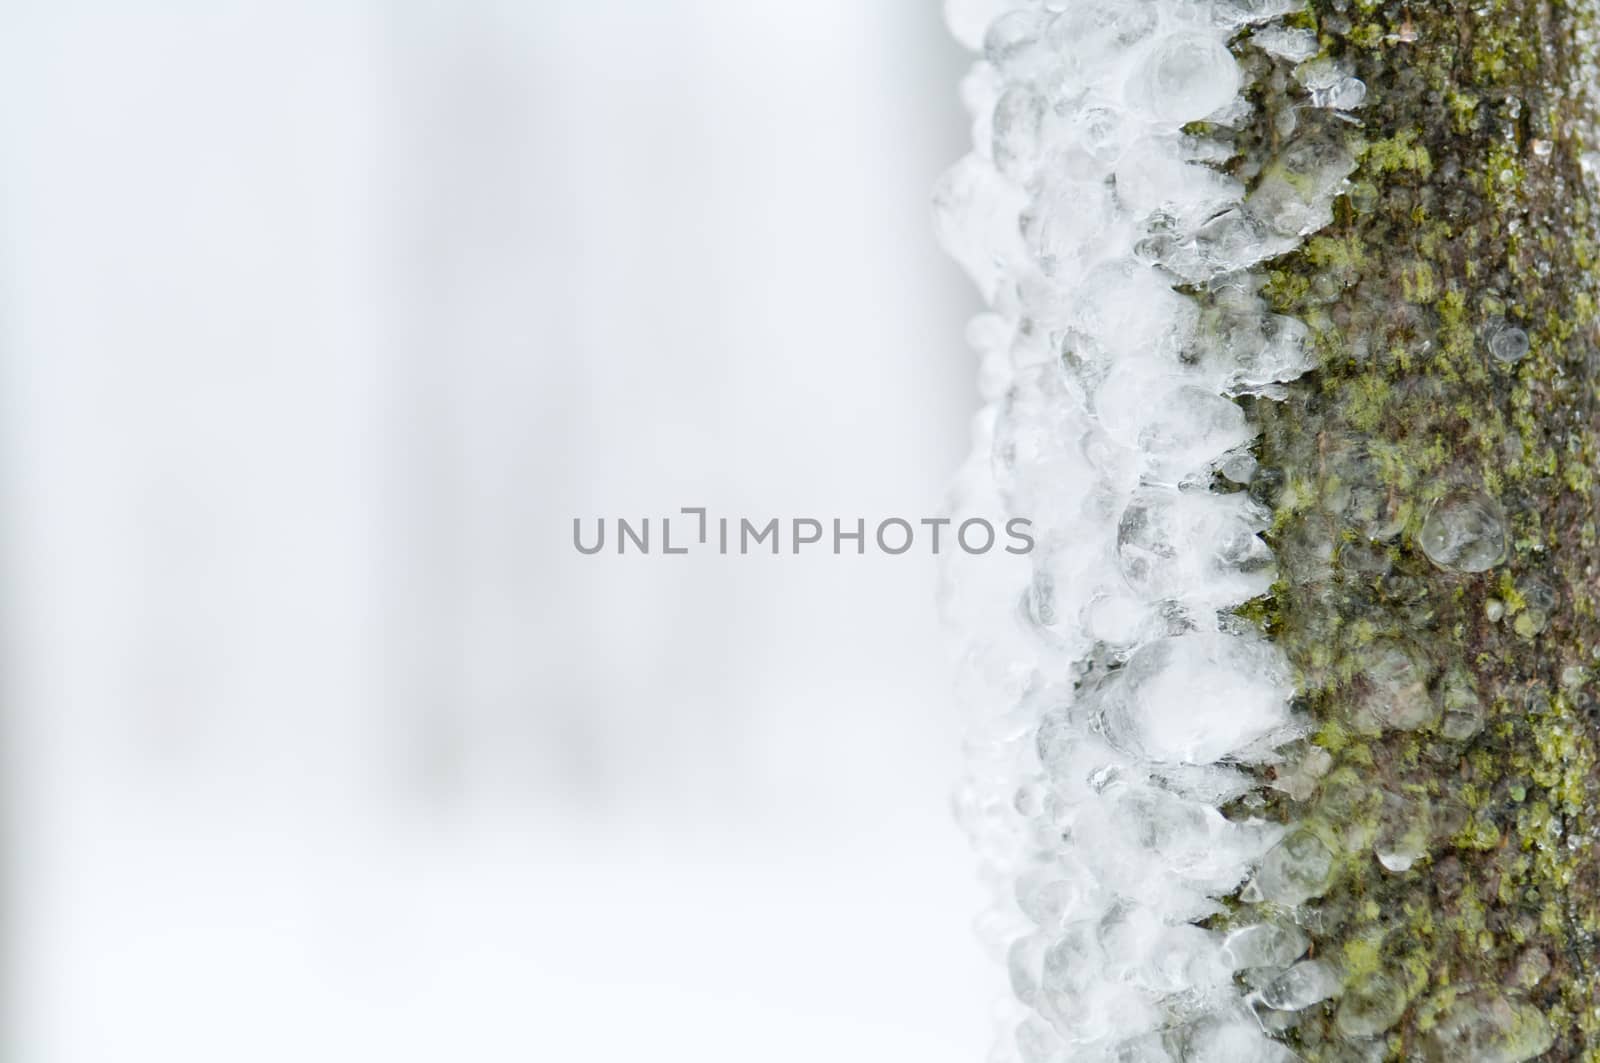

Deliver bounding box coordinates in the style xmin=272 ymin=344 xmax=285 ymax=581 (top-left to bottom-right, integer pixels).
xmin=1260 ymin=959 xmax=1340 ymax=1011
xmin=1134 ymin=385 xmax=1254 ymax=477
xmin=1132 ymin=33 xmax=1240 ymax=124
xmin=984 ymin=9 xmax=1055 ymax=80
xmin=1352 ymin=640 xmax=1436 ymax=733
xmin=992 ymin=88 xmax=1047 ymax=180
xmin=1513 ymin=584 xmax=1554 ymax=637
xmin=1014 ymin=1014 xmax=1063 ymax=1062
xmin=1098 ymin=633 xmax=1296 ymax=764
xmin=1295 ymin=58 xmax=1367 ymax=110
xmin=1511 ymin=947 xmax=1551 ymax=989
xmin=1486 ymin=320 xmax=1530 ymax=364
xmin=1440 ymin=670 xmax=1486 ymax=740
xmin=1116 ymin=488 xmax=1274 ymax=607
xmin=1222 ymin=922 xmax=1309 ymax=970
xmin=1418 ymin=491 xmax=1507 ymax=573
xmin=1336 ymin=973 xmax=1408 ymax=1037
xmin=1251 ymin=830 xmax=1334 ymax=905
xmin=1251 ymin=25 xmax=1319 ymax=61
xmin=1373 ymin=789 xmax=1433 ymax=872
xmin=1422 ymin=991 xmax=1554 ymax=1063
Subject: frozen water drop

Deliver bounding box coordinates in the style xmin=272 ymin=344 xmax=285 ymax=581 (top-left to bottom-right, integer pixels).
xmin=1097 ymin=632 xmax=1296 ymax=764
xmin=1320 ymin=441 xmax=1406 ymax=540
xmin=1221 ymin=922 xmax=1309 ymax=970
xmin=1440 ymin=670 xmax=1486 ymax=741
xmin=1135 ymin=385 xmax=1253 ymax=475
xmin=1511 ymin=947 xmax=1551 ymax=988
xmin=1422 ymin=991 xmax=1554 ymax=1063
xmin=1252 ymin=829 xmax=1334 ymax=905
xmin=1131 ymin=33 xmax=1240 ymax=124
xmin=1374 ymin=789 xmax=1433 ymax=872
xmin=1008 ymin=931 xmax=1051 ymax=1004
xmin=1015 ymin=1014 xmax=1065 ymax=1063
xmin=1211 ymin=0 xmax=1302 ymax=26
xmin=1084 ymin=592 xmax=1149 ymax=647
xmin=1486 ymin=320 xmax=1530 ymax=364
xmin=1419 ymin=491 xmax=1506 ymax=573
xmin=984 ymin=9 xmax=1055 ymax=81
xmin=1248 ymin=134 xmax=1357 ymax=237
xmin=993 ymin=88 xmax=1048 ymax=180
xmin=1218 ymin=448 xmax=1258 ymax=484
xmin=1355 ymin=640 xmax=1436 ymax=733
xmin=1295 ymin=58 xmax=1366 ymax=109
xmin=1252 ymin=25 xmax=1319 ymax=61
xmin=1016 ymin=864 xmax=1084 ymax=928
xmin=1259 ymin=958 xmax=1340 ymax=1011
xmin=1336 ymin=972 xmax=1408 ymax=1037
xmin=1047 ymin=0 xmax=1160 ymax=60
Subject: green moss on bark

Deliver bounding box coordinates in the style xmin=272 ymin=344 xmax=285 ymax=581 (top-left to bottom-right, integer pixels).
xmin=1221 ymin=0 xmax=1600 ymax=1057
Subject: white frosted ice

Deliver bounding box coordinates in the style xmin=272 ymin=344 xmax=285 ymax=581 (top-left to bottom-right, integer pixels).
xmin=1252 ymin=25 xmax=1319 ymax=61
xmin=1132 ymin=32 xmax=1241 ymax=123
xmin=1096 ymin=632 xmax=1295 ymax=764
xmin=937 ymin=2 xmax=1350 ymax=1059
xmin=1295 ymin=57 xmax=1368 ymax=111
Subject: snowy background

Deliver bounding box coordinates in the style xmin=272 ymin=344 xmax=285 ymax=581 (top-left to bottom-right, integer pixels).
xmin=0 ymin=2 xmax=987 ymax=1061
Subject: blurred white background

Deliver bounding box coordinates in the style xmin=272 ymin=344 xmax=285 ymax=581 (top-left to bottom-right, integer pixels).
xmin=0 ymin=1 xmax=986 ymax=1060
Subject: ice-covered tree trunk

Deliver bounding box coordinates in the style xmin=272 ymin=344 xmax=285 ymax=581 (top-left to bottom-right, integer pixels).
xmin=1249 ymin=0 xmax=1600 ymax=1058
xmin=939 ymin=0 xmax=1600 ymax=1060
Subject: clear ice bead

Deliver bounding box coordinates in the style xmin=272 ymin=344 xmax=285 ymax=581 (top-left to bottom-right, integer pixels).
xmin=1295 ymin=58 xmax=1367 ymax=110
xmin=1486 ymin=320 xmax=1530 ymax=365
xmin=1354 ymin=640 xmax=1437 ymax=733
xmin=1251 ymin=26 xmax=1319 ymax=61
xmin=1422 ymin=991 xmax=1554 ymax=1063
xmin=1373 ymin=789 xmax=1433 ymax=872
xmin=984 ymin=9 xmax=1056 ymax=81
xmin=1251 ymin=830 xmax=1334 ymax=906
xmin=1259 ymin=959 xmax=1340 ymax=1011
xmin=993 ymin=88 xmax=1047 ymax=180
xmin=1440 ymin=669 xmax=1486 ymax=740
xmin=1336 ymin=972 xmax=1407 ymax=1037
xmin=1221 ymin=922 xmax=1309 ymax=970
xmin=1418 ymin=491 xmax=1507 ymax=573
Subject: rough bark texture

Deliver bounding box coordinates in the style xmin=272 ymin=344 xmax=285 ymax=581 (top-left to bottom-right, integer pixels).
xmin=1224 ymin=0 xmax=1600 ymax=1058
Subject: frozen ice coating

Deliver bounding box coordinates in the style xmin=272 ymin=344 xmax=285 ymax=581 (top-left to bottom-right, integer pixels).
xmin=934 ymin=1 xmax=1361 ymax=1059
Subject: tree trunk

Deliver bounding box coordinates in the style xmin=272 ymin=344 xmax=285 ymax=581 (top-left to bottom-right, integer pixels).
xmin=1246 ymin=0 xmax=1600 ymax=1058
xmin=940 ymin=0 xmax=1600 ymax=1059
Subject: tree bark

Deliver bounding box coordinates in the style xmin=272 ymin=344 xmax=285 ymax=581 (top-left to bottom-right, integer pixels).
xmin=1240 ymin=0 xmax=1600 ymax=1057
